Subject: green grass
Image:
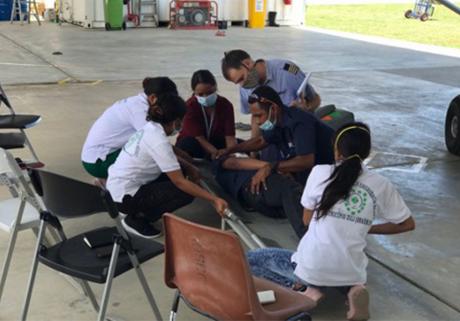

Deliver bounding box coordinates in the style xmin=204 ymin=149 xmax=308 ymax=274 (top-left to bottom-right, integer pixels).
xmin=306 ymin=3 xmax=460 ymax=49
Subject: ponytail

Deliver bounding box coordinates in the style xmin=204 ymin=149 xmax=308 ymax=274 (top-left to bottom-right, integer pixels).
xmin=316 ymin=123 xmax=371 ymax=219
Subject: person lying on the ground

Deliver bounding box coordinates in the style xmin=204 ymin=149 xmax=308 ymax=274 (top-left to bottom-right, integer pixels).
xmin=215 ymin=155 xmax=306 ymax=237
xmin=82 ymin=77 xmax=180 ymax=179
xmin=216 ymin=85 xmax=335 ymax=186
xmin=106 ymin=93 xmax=228 ymax=239
xmin=246 ymin=122 xmax=416 ymax=321
xmin=176 ymin=70 xmax=238 ymax=159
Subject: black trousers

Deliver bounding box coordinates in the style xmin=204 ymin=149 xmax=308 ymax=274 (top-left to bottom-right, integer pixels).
xmin=176 ymin=136 xmax=226 ymax=159
xmin=239 ymin=173 xmax=307 ymax=238
xmin=117 ymin=174 xmax=194 ymax=223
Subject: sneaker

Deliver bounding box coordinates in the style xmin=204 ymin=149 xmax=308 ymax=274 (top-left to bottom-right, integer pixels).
xmin=121 ymin=216 xmax=162 ymax=239
xmin=347 ymin=285 xmax=370 ymax=321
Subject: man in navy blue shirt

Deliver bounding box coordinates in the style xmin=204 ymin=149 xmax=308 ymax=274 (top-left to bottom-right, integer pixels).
xmin=215 ymin=86 xmax=334 ymax=238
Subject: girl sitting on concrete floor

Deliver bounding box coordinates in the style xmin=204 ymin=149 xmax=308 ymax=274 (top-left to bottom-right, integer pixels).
xmin=176 ymin=69 xmax=238 ymax=160
xmin=82 ymin=77 xmax=178 ymax=180
xmin=106 ymin=93 xmax=228 ymax=239
xmin=247 ymin=122 xmax=415 ymax=321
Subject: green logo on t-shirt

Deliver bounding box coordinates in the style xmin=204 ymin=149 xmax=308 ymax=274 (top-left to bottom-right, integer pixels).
xmin=344 ymin=187 xmax=369 ymax=215
xmin=124 ymin=130 xmax=144 ymax=156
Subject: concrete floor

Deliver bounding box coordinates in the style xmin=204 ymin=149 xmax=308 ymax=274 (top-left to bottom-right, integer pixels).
xmin=0 ymin=22 xmax=460 ymax=321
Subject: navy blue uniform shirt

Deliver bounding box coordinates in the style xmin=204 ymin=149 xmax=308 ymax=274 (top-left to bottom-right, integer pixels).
xmin=216 ymin=107 xmax=334 ymax=198
xmin=261 ymin=106 xmax=334 ymax=184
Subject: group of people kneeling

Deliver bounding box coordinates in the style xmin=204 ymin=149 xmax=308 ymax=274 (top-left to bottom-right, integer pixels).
xmin=81 ymin=60 xmax=415 ymax=321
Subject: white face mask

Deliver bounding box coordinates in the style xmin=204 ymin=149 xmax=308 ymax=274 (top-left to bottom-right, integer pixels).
xmin=196 ymin=92 xmax=218 ymax=107
xmin=259 ymin=107 xmax=276 ymax=131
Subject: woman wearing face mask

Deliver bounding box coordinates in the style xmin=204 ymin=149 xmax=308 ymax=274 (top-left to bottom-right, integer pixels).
xmin=176 ymin=70 xmax=237 ymax=160
xmin=106 ymin=93 xmax=228 ymax=239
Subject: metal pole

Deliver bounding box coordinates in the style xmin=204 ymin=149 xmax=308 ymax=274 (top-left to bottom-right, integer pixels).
xmin=0 ymin=199 xmax=26 ymax=301
xmin=20 ymin=220 xmax=47 ymax=321
xmin=200 ymin=180 xmax=266 ymax=249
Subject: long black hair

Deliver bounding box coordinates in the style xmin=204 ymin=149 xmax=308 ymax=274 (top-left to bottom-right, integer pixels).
xmin=146 ymin=93 xmax=186 ymax=125
xmin=316 ymin=122 xmax=371 ymax=219
xmin=191 ymin=70 xmax=217 ymax=91
xmin=143 ymin=77 xmax=178 ymax=96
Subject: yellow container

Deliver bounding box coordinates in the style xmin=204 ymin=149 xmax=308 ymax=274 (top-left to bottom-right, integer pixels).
xmin=248 ymin=0 xmax=267 ymax=29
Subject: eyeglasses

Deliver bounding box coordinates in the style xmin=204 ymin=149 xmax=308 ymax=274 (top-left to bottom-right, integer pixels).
xmin=248 ymin=93 xmax=276 ymax=105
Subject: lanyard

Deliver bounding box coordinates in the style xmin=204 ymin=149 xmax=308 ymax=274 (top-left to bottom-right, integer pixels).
xmin=200 ymin=106 xmax=215 ymax=140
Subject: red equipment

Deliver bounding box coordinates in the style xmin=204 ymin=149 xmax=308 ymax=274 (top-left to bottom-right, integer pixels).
xmin=284 ymin=0 xmax=292 ymax=4
xmin=127 ymin=0 xmax=140 ymax=27
xmin=169 ymin=0 xmax=218 ymax=30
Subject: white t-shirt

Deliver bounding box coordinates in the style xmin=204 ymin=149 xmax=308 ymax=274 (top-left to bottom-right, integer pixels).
xmin=81 ymin=93 xmax=149 ymax=163
xmin=106 ymin=122 xmax=181 ymax=202
xmin=292 ymin=164 xmax=412 ymax=286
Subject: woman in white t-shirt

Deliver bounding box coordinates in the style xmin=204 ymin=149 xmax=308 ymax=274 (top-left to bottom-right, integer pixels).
xmin=106 ymin=93 xmax=228 ymax=239
xmin=247 ymin=122 xmax=415 ymax=321
xmin=82 ymin=77 xmax=178 ymax=179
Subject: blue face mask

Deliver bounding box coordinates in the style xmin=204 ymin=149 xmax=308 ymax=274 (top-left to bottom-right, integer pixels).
xmin=196 ymin=93 xmax=218 ymax=107
xmin=259 ymin=107 xmax=275 ymax=131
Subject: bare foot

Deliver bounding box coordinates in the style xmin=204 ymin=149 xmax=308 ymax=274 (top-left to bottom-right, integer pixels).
xmin=347 ymin=285 xmax=370 ymax=321
xmin=301 ymin=287 xmax=325 ymax=306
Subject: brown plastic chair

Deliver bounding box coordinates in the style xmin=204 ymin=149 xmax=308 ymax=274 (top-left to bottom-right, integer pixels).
xmin=163 ymin=213 xmax=315 ymax=321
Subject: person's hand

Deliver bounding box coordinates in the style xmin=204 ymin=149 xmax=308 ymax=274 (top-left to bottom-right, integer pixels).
xmin=250 ymin=164 xmax=271 ymax=194
xmin=185 ymin=164 xmax=201 ymax=183
xmin=290 ymin=93 xmax=316 ymax=112
xmin=302 ymin=212 xmax=309 ymax=226
xmin=210 ymin=149 xmax=219 ymax=160
xmin=213 ymin=197 xmax=228 ymax=217
xmin=215 ymin=148 xmax=229 ymax=160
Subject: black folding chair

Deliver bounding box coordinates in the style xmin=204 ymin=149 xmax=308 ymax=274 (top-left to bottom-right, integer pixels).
xmin=20 ymin=169 xmax=164 ymax=321
xmin=0 ymin=148 xmax=54 ymax=304
xmin=0 ymin=84 xmax=42 ymax=166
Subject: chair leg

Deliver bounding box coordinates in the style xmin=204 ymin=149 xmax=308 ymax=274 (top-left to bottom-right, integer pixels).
xmin=79 ymin=280 xmax=100 ymax=312
xmin=169 ymin=290 xmax=180 ymax=321
xmin=20 ymin=220 xmax=47 ymax=321
xmin=21 ymin=130 xmax=40 ymax=163
xmin=128 ymin=252 xmax=163 ymax=321
xmin=47 ymin=227 xmax=61 ymax=244
xmin=97 ymin=242 xmax=120 ymax=321
xmin=0 ymin=200 xmax=26 ymax=302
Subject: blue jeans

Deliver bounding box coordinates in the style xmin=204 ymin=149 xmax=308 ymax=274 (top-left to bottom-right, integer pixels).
xmin=247 ymin=248 xmax=351 ymax=294
xmin=247 ymin=248 xmax=299 ymax=288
